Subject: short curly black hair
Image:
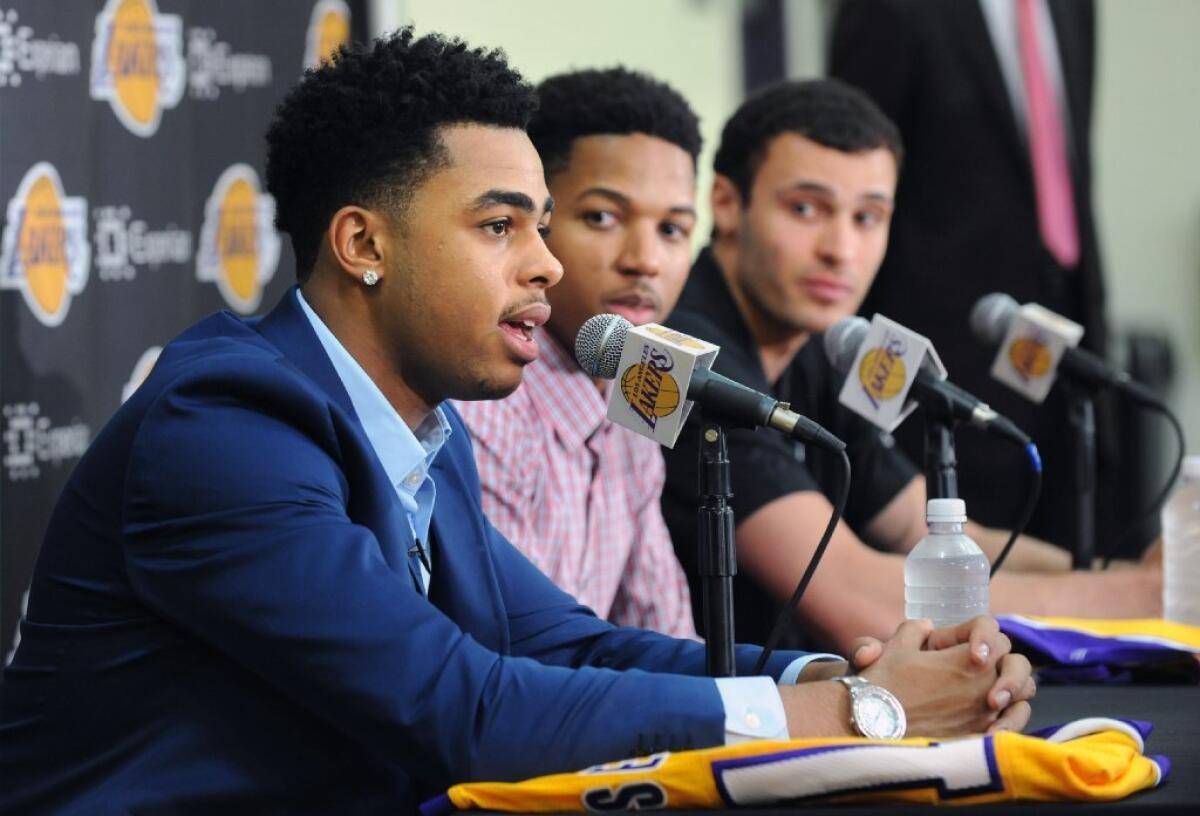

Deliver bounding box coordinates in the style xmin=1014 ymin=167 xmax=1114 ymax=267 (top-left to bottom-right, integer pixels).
xmin=265 ymin=28 xmax=538 ymax=280
xmin=528 ymin=67 xmax=702 ymax=180
xmin=713 ymin=78 xmax=902 ymax=202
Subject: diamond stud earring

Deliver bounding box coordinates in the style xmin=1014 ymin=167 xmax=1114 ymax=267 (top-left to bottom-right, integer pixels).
xmin=362 ymin=269 xmax=379 ymax=286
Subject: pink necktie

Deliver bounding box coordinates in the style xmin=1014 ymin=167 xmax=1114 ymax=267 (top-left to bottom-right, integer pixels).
xmin=1017 ymin=0 xmax=1080 ymax=269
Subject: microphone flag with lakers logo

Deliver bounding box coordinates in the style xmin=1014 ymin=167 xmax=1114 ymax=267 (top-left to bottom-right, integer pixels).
xmin=605 ymin=322 xmax=718 ymax=449
xmin=577 ymin=314 xmax=846 ymax=452
xmin=972 ymin=294 xmax=1085 ymax=404
xmin=836 ymin=314 xmax=946 ymax=432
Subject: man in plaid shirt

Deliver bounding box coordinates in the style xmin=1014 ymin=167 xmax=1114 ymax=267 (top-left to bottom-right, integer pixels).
xmin=455 ymin=68 xmax=700 ymax=636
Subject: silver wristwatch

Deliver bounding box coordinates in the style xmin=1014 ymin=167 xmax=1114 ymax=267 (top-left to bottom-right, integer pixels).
xmin=833 ymin=675 xmax=906 ymax=739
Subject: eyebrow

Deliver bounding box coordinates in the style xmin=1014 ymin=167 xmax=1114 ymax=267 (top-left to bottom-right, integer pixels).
xmin=576 ymin=186 xmax=697 ymax=218
xmin=784 ymin=180 xmax=894 ymax=206
xmin=470 ymin=189 xmax=554 ymax=215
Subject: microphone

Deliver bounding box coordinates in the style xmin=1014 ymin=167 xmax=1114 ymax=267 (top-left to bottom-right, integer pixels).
xmin=970 ymin=293 xmax=1161 ymax=406
xmin=825 ymin=316 xmax=1031 ymax=446
xmin=575 ymin=313 xmax=846 ymax=452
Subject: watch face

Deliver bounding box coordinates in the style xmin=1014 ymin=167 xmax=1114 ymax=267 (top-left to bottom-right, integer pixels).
xmin=853 ymin=688 xmax=906 ymax=740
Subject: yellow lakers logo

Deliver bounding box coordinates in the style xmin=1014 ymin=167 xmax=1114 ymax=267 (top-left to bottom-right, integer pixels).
xmin=196 ymin=164 xmax=281 ymax=314
xmin=621 ymin=347 xmax=681 ymax=430
xmin=89 ymin=0 xmax=185 ymax=137
xmin=122 ymin=345 xmax=162 ymax=403
xmin=858 ymin=339 xmax=908 ymax=409
xmin=304 ymin=0 xmax=351 ymax=69
xmin=0 ymin=163 xmax=90 ymax=327
xmin=1007 ymin=336 xmax=1052 ymax=381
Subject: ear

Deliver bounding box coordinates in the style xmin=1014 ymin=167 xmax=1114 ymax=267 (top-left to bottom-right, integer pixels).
xmin=326 ymin=206 xmax=391 ymax=285
xmin=710 ymin=174 xmax=743 ymax=241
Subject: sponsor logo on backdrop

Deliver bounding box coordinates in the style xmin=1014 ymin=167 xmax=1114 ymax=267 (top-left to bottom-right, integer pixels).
xmin=2 ymin=402 xmax=91 ymax=481
xmin=304 ymin=0 xmax=350 ymax=70
xmin=89 ymin=0 xmax=185 ymax=137
xmin=0 ymin=162 xmax=90 ymax=327
xmin=196 ymin=164 xmax=280 ymax=314
xmin=0 ymin=7 xmax=83 ymax=88
xmin=186 ymin=26 xmax=271 ymax=100
xmin=122 ymin=346 xmax=162 ymax=402
xmin=92 ymin=205 xmax=191 ymax=281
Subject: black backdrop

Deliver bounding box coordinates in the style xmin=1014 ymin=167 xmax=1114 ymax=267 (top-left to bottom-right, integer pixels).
xmin=0 ymin=0 xmax=369 ymax=660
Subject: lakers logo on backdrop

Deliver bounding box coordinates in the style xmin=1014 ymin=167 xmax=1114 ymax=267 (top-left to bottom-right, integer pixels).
xmin=304 ymin=0 xmax=351 ymax=69
xmin=89 ymin=0 xmax=184 ymax=137
xmin=621 ymin=347 xmax=681 ymax=430
xmin=196 ymin=164 xmax=280 ymax=314
xmin=0 ymin=163 xmax=90 ymax=327
xmin=858 ymin=339 xmax=907 ymax=408
xmin=1007 ymin=336 xmax=1052 ymax=381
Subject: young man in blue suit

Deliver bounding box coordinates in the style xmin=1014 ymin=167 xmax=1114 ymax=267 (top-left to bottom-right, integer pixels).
xmin=0 ymin=30 xmax=1032 ymax=813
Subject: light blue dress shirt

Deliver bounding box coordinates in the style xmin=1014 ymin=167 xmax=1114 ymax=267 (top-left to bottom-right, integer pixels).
xmin=296 ymin=290 xmax=447 ymax=591
xmin=295 ymin=289 xmax=841 ymax=743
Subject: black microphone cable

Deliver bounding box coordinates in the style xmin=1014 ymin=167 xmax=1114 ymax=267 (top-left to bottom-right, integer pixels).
xmin=1100 ymin=402 xmax=1185 ymax=568
xmin=753 ymin=447 xmax=851 ymax=676
xmin=990 ymin=441 xmax=1043 ymax=576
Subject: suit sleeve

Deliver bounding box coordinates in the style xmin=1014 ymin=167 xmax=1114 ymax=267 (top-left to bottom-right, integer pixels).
xmin=121 ymin=359 xmax=807 ymax=788
xmin=120 ymin=359 xmax=727 ymax=788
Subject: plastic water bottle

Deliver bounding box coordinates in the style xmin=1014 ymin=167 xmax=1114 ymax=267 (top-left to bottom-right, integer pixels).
xmin=905 ymin=498 xmax=990 ymax=627
xmin=1161 ymin=456 xmax=1200 ymax=625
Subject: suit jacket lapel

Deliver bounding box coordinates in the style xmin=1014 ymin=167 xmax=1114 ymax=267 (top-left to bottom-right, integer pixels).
xmin=945 ymin=0 xmax=1027 ymax=162
xmin=428 ymin=452 xmax=510 ymax=655
xmin=1047 ymin=0 xmax=1093 ymax=168
xmin=255 ymin=288 xmax=423 ymax=590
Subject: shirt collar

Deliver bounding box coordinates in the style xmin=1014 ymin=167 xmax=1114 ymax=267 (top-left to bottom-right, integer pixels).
xmin=294 ymin=289 xmax=451 ymax=492
xmin=678 ymin=246 xmax=760 ymax=351
xmin=524 ymin=327 xmax=610 ymax=448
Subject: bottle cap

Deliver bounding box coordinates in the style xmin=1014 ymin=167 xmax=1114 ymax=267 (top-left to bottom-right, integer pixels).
xmin=927 ymin=498 xmax=967 ymax=522
xmin=1183 ymin=456 xmax=1200 ymax=480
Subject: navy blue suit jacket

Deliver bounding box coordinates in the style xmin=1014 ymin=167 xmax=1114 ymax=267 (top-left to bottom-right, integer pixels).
xmin=0 ymin=291 xmax=805 ymax=814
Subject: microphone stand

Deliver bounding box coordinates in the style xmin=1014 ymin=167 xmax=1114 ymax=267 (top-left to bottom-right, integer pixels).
xmin=924 ymin=415 xmax=960 ymax=499
xmin=1064 ymin=385 xmax=1097 ymax=570
xmin=698 ymin=418 xmax=736 ymax=678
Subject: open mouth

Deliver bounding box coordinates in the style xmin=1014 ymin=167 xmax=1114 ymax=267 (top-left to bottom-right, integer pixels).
xmin=497 ymin=301 xmax=551 ymax=362
xmin=500 ymin=318 xmax=538 ymax=342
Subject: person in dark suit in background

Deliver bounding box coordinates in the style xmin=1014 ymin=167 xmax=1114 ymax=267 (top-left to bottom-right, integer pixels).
xmin=0 ymin=29 xmax=1032 ymax=814
xmin=829 ymin=0 xmax=1120 ymax=551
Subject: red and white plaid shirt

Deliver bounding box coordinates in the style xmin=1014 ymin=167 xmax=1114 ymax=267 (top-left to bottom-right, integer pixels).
xmin=454 ymin=329 xmax=697 ymax=638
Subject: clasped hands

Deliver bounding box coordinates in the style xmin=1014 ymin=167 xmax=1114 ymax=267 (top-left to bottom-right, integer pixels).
xmin=789 ymin=616 xmax=1035 ymax=738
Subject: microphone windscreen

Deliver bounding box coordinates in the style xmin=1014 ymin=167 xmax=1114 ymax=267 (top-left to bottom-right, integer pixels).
xmin=823 ymin=316 xmax=871 ymax=374
xmin=969 ymin=293 xmax=1019 ymax=347
xmin=575 ymin=313 xmax=631 ymax=379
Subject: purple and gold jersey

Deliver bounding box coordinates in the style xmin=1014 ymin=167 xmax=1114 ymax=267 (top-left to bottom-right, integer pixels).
xmin=1000 ymin=615 xmax=1200 ymax=683
xmin=421 ymin=718 xmax=1165 ymax=813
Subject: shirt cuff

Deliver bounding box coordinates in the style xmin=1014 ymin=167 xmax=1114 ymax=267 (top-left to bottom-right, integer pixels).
xmin=714 ymin=654 xmax=844 ymax=746
xmin=778 ymin=652 xmax=844 ymax=686
xmin=715 ymin=676 xmax=789 ymax=745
